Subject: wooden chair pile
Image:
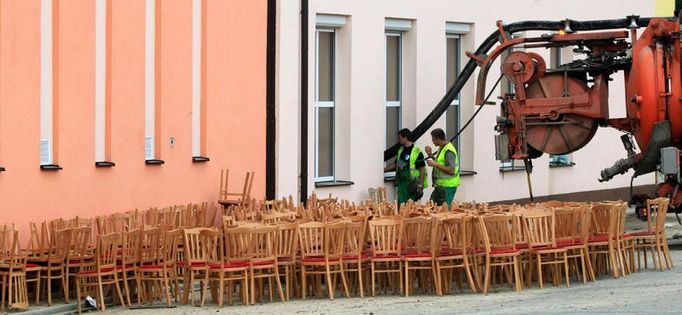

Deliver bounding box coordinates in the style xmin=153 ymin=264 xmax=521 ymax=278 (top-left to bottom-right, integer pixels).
xmin=0 ymin=196 xmax=675 ymax=312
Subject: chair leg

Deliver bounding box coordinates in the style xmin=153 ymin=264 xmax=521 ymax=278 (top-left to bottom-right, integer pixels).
xmin=513 ymin=256 xmax=521 ymax=292
xmin=274 ymin=266 xmax=285 ymax=302
xmin=370 ymin=262 xmax=375 ymax=297
xmin=76 ymin=277 xmax=82 ymax=314
xmin=537 ymin=254 xmax=543 ymax=289
xmin=483 ymin=256 xmax=491 ymax=295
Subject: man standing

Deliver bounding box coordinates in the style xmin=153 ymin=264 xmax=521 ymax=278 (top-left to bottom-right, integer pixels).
xmin=425 ymin=128 xmax=460 ymax=207
xmin=384 ymin=128 xmax=427 ymax=206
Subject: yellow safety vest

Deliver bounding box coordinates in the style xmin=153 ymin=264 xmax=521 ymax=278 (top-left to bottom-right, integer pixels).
xmin=397 ymin=145 xmax=428 ymax=187
xmin=433 ymin=142 xmax=460 ymax=188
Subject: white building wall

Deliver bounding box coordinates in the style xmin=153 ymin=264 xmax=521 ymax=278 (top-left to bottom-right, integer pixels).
xmin=276 ymin=0 xmax=659 ymax=203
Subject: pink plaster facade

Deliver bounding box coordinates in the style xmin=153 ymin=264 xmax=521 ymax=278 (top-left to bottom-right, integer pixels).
xmin=0 ymin=0 xmax=267 ymax=234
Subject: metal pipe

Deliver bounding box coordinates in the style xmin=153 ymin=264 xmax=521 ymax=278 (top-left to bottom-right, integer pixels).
xmin=299 ymin=0 xmax=309 ymax=204
xmin=384 ymin=17 xmax=661 ymax=161
xmin=266 ymin=0 xmax=276 ymax=200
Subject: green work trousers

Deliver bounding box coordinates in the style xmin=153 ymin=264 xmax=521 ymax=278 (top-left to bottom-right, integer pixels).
xmin=431 ymin=186 xmax=457 ymax=208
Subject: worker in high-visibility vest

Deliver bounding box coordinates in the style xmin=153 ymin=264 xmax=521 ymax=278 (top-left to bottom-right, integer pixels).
xmin=425 ymin=128 xmax=460 ymax=207
xmin=384 ymin=128 xmax=427 ymax=206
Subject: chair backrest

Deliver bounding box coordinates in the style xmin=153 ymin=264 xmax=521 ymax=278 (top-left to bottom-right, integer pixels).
xmin=439 ymin=216 xmax=470 ymax=257
xmin=325 ymin=221 xmax=347 ymax=259
xmin=69 ymin=226 xmax=92 ymax=262
xmin=140 ymin=227 xmax=161 ymax=265
xmin=223 ymin=226 xmax=253 ymax=262
xmin=163 ymin=229 xmax=183 ymax=266
xmin=219 ymin=169 xmax=229 ymax=200
xmin=249 ymin=225 xmax=277 ymax=263
xmin=368 ymin=218 xmax=402 ymax=256
xmin=276 ymin=223 xmax=299 ymax=260
xmin=183 ymin=227 xmax=219 ymax=265
xmin=554 ymin=207 xmax=577 ymax=241
xmin=344 ymin=221 xmax=365 ymax=257
xmin=96 ymin=233 xmax=120 ymax=271
xmin=522 ymin=210 xmax=555 ymax=249
xmin=0 ymin=230 xmax=27 ymax=274
xmin=50 ymin=228 xmax=72 ymax=261
xmin=479 ymin=214 xmax=517 ymax=252
xmin=402 ymin=216 xmax=434 ymax=255
xmin=590 ymin=203 xmax=620 ymax=238
xmin=298 ymin=221 xmax=325 ymax=258
xmin=121 ymin=229 xmax=141 ymax=265
xmin=647 ymin=197 xmax=670 ymax=233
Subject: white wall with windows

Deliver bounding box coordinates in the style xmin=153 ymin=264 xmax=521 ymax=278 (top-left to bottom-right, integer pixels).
xmin=276 ymin=0 xmax=657 ymax=203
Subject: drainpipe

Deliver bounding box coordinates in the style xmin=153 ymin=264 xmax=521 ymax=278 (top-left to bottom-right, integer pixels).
xmin=266 ymin=0 xmax=276 ymax=200
xmin=299 ymin=0 xmax=309 ymax=205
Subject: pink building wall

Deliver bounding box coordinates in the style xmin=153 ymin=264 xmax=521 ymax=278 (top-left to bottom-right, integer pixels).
xmin=0 ymin=0 xmax=267 ymax=236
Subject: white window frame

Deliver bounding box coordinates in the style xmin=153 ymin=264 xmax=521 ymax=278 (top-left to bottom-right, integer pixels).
xmin=94 ymin=0 xmax=107 ymax=163
xmin=384 ymin=32 xmax=402 ymax=178
xmin=446 ymin=33 xmax=461 ymax=159
xmin=191 ymin=0 xmax=203 ymax=158
xmin=314 ymin=28 xmax=335 ymax=182
xmin=40 ymin=0 xmax=54 ymax=166
xmin=144 ymin=0 xmax=156 ymax=161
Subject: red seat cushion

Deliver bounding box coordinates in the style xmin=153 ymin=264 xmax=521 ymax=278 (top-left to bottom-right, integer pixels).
xmin=116 ymin=264 xmax=136 ymax=270
xmin=490 ymin=247 xmax=520 ymax=255
xmin=342 ymin=254 xmax=370 ymax=261
xmin=209 ymin=261 xmax=249 ymax=269
xmin=629 ymin=231 xmax=654 ymax=237
xmin=588 ymin=234 xmax=610 ymax=243
xmin=515 ymin=242 xmax=529 ymax=250
xmin=77 ymin=267 xmax=115 ymax=275
xmin=26 ymin=263 xmax=40 ymax=269
xmin=301 ymin=257 xmax=340 ymax=263
xmin=557 ymin=239 xmax=575 ymax=247
xmin=371 ymin=254 xmax=402 ymax=260
xmin=252 ymin=260 xmax=276 ymax=266
xmin=402 ymin=252 xmax=432 ymax=258
xmin=176 ymin=261 xmax=208 ymax=268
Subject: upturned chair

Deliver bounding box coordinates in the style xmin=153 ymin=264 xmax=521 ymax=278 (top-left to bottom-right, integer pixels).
xmin=219 ymin=169 xmax=255 ymax=210
xmin=75 ymin=233 xmax=126 ymax=313
xmin=368 ymin=218 xmax=404 ymax=296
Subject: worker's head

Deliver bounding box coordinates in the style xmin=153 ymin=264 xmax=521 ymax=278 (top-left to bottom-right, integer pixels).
xmin=430 ymin=128 xmax=447 ymax=146
xmin=398 ymin=128 xmax=413 ymax=146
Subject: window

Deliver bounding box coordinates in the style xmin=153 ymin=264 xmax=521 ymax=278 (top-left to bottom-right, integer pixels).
xmin=95 ymin=0 xmax=113 ymax=166
xmin=315 ymin=29 xmax=335 ymax=181
xmin=144 ymin=0 xmax=161 ymax=163
xmin=385 ymin=32 xmax=402 ymax=152
xmin=40 ymin=0 xmax=59 ymax=168
xmin=191 ymin=0 xmax=207 ymax=161
xmin=445 ymin=34 xmax=461 ymax=154
xmin=549 ymin=47 xmax=574 ymax=167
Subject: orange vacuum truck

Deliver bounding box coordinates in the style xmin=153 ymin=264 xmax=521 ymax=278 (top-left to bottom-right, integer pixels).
xmin=383 ymin=15 xmax=682 ymax=217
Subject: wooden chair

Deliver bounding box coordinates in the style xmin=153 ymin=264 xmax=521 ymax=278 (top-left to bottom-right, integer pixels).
xmin=0 ymin=230 xmax=29 ymax=311
xmin=248 ymin=226 xmax=285 ymax=304
xmin=65 ymin=226 xmax=93 ymax=304
xmin=368 ymin=218 xmax=404 ymax=296
xmin=632 ymin=197 xmax=672 ymax=271
xmin=219 ymin=169 xmax=255 ymax=209
xmin=587 ymin=203 xmax=622 ymax=278
xmin=30 ymin=228 xmax=71 ymax=306
xmin=522 ymin=210 xmax=570 ymax=289
xmin=478 ymin=214 xmax=522 ymax=294
xmin=135 ymin=228 xmax=182 ymax=306
xmin=181 ymin=228 xmax=218 ymax=306
xmin=275 ymin=223 xmax=299 ymax=301
xmin=402 ymin=216 xmax=437 ymax=296
xmin=434 ymin=216 xmax=479 ymax=295
xmin=298 ymin=221 xmax=348 ymax=300
xmin=554 ymin=207 xmax=591 ymax=283
xmin=210 ymin=227 xmax=250 ymax=306
xmin=342 ymin=219 xmax=369 ymax=298
xmin=75 ymin=233 xmax=126 ymax=313
xmin=118 ymin=229 xmax=141 ymax=306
